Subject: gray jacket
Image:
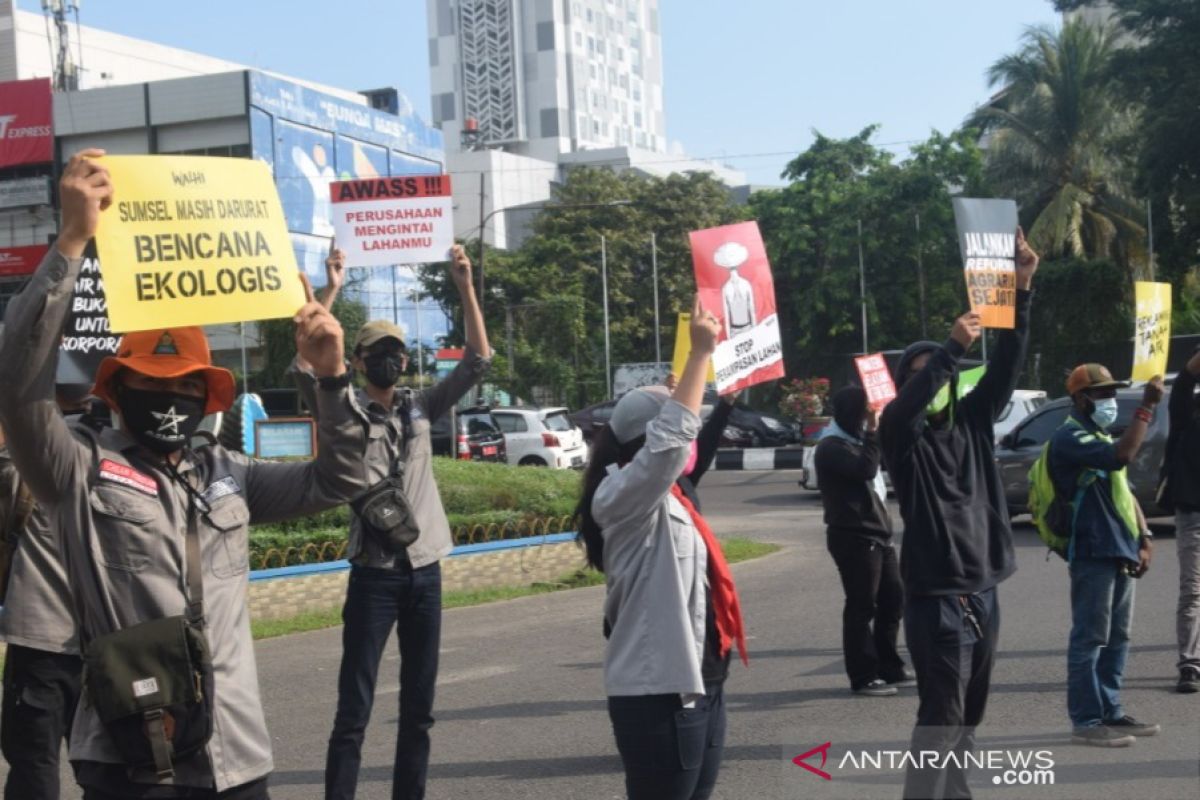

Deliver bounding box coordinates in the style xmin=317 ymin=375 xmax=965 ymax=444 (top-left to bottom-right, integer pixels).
xmin=293 ymin=347 xmax=490 ymax=569
xmin=0 ymin=247 xmax=371 ymax=792
xmin=0 ymin=444 xmax=78 ymax=655
xmin=595 ymin=400 xmax=709 ymax=702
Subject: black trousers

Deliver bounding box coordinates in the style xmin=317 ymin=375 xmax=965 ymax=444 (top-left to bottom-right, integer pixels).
xmin=326 ymin=562 xmax=442 ymax=800
xmin=607 ymin=682 xmax=727 ymax=800
xmin=827 ymin=535 xmax=906 ymax=689
xmin=1 ymin=644 xmax=82 ymax=800
xmin=902 ymin=588 xmax=1000 ymax=800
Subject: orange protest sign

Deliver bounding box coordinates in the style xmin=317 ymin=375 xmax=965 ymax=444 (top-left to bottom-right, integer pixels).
xmin=953 ymin=198 xmax=1019 ymax=329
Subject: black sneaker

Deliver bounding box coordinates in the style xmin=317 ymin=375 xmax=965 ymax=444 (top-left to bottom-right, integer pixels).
xmin=883 ymin=668 xmax=916 ymax=686
xmin=1104 ymin=715 xmax=1161 ymax=737
xmin=852 ymin=679 xmax=898 ymax=697
xmin=1177 ymin=667 xmax=1200 ymax=694
xmin=1071 ymin=725 xmax=1135 ymax=747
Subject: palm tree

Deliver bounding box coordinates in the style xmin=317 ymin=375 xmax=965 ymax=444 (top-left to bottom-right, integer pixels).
xmin=971 ymin=19 xmax=1148 ymax=277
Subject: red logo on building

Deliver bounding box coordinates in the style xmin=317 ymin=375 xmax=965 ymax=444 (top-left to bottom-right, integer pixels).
xmin=0 ymin=78 xmax=54 ymax=168
xmin=0 ymin=244 xmax=50 ymax=277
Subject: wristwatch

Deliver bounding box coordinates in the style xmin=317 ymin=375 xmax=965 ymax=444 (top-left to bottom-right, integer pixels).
xmin=317 ymin=367 xmax=353 ymax=391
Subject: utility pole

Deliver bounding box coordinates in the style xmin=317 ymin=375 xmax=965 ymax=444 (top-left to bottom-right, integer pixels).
xmin=915 ymin=212 xmax=928 ymax=340
xmin=390 ymin=266 xmax=399 ymax=327
xmin=414 ymin=289 xmax=424 ymax=382
xmin=857 ymin=218 xmax=869 ymax=354
xmin=477 ymin=172 xmax=486 ymax=318
xmin=602 ymin=235 xmax=611 ymax=399
xmin=651 ymin=232 xmax=661 ymax=366
xmin=1146 ymin=197 xmax=1155 ymax=281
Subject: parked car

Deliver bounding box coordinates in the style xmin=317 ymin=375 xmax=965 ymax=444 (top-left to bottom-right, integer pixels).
xmin=994 ymin=389 xmax=1169 ymax=518
xmin=797 ymin=428 xmax=891 ymax=494
xmin=570 ymin=400 xmax=618 ymax=444
xmin=993 ymin=389 xmax=1049 ymax=444
xmin=574 ymin=396 xmax=801 ymax=449
xmin=431 ymin=405 xmax=507 ymax=462
xmin=492 ymin=407 xmax=588 ymax=468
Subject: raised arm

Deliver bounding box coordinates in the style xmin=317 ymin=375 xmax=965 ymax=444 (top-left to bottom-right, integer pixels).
xmin=689 ymin=394 xmax=735 ymax=487
xmin=418 ymin=244 xmax=492 ymax=422
xmin=963 ymin=227 xmax=1038 ymax=423
xmin=0 ymin=150 xmax=112 ymax=505
xmin=880 ymin=313 xmax=978 ymax=452
xmin=594 ymin=298 xmax=719 ymax=529
xmin=246 ymin=277 xmax=369 ymax=523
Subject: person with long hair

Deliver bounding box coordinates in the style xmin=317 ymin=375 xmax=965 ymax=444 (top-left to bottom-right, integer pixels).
xmin=576 ymin=299 xmax=747 ymax=800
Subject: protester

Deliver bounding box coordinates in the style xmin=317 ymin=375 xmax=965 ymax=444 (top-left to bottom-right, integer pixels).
xmin=1048 ymin=365 xmax=1163 ymax=745
xmin=0 ymin=390 xmax=104 ymax=800
xmin=0 ymin=149 xmax=370 ymax=800
xmin=576 ymin=299 xmax=747 ymax=800
xmin=295 ymin=243 xmax=491 ymax=800
xmin=1166 ymin=347 xmax=1200 ymax=694
xmin=880 ymin=228 xmax=1038 ymax=799
xmin=816 ymin=386 xmax=907 ymax=697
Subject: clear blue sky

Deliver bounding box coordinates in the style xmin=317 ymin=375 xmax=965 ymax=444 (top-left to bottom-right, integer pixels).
xmin=20 ymin=0 xmax=1061 ymax=185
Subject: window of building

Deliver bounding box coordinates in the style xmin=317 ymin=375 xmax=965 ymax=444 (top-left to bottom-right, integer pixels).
xmin=633 ymin=85 xmax=641 ymax=102
xmin=575 ymin=31 xmax=582 ymax=46
xmin=593 ymin=120 xmax=600 ymax=135
xmin=617 ymin=47 xmax=624 ymax=62
xmin=589 ymin=63 xmax=597 ymax=79
xmin=634 ymin=110 xmax=643 ymax=127
xmin=586 ymin=8 xmax=593 ymax=21
xmin=596 ymin=40 xmax=605 ymax=56
xmin=588 ymin=36 xmax=595 ymax=53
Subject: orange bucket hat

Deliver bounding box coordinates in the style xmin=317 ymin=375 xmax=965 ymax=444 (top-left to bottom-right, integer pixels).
xmin=91 ymin=327 xmax=236 ymax=415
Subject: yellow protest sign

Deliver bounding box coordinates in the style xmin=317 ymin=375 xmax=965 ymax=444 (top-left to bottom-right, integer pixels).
xmin=671 ymin=312 xmax=716 ymax=382
xmin=1132 ymin=281 xmax=1171 ymax=381
xmin=94 ymin=155 xmax=304 ymax=332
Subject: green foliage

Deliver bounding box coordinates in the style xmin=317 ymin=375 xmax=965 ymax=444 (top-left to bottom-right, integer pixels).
xmin=752 ymin=127 xmax=987 ymax=377
xmin=421 ymin=168 xmax=745 ymax=406
xmin=970 ymin=20 xmax=1146 ymax=277
xmin=255 ymin=295 xmax=368 ymax=390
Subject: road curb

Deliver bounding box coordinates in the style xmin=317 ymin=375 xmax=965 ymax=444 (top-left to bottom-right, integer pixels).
xmin=714 ymin=447 xmax=805 ymax=471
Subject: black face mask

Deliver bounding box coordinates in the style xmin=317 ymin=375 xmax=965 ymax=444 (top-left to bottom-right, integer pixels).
xmin=363 ymin=352 xmax=405 ymax=389
xmin=116 ymin=386 xmax=205 ymax=454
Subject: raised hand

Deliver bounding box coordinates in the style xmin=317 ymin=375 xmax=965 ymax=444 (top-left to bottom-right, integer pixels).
xmin=449 ymin=243 xmax=472 ymax=289
xmin=59 ymin=148 xmax=113 ymax=258
xmin=1015 ymin=226 xmax=1039 ymax=290
xmin=294 ymin=273 xmax=346 ymax=378
xmin=951 ymin=311 xmax=983 ymax=351
xmin=689 ymin=296 xmax=721 ymax=356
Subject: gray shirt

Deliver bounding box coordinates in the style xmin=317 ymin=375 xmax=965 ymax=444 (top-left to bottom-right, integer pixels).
xmin=0 ymin=444 xmax=77 ymax=655
xmin=594 ymin=400 xmax=709 ymax=702
xmin=294 ymin=347 xmax=490 ymax=569
xmin=0 ymin=247 xmax=371 ymax=792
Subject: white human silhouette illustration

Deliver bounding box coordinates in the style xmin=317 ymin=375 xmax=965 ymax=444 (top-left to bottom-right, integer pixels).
xmin=714 ymin=241 xmax=756 ymax=339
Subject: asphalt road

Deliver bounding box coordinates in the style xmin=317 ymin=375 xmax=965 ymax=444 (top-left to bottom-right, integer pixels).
xmin=8 ymin=470 xmax=1198 ymax=799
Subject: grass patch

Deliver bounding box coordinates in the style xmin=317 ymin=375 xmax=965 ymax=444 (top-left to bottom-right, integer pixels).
xmin=249 ymin=538 xmax=780 ymax=640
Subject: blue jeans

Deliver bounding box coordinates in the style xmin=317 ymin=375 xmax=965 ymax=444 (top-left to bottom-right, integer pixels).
xmin=325 ymin=562 xmax=442 ymax=800
xmin=1068 ymin=558 xmax=1134 ymax=729
xmin=607 ymin=682 xmax=727 ymax=800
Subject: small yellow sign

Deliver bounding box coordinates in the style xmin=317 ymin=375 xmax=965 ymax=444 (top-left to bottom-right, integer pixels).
xmin=94 ymin=155 xmax=305 ymax=333
xmin=671 ymin=312 xmax=716 ymax=383
xmin=1132 ymin=281 xmax=1172 ymax=381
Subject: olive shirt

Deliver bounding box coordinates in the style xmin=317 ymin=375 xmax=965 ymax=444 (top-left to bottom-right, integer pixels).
xmin=0 ymin=247 xmax=372 ymax=793
xmin=292 ymin=346 xmax=491 ymax=569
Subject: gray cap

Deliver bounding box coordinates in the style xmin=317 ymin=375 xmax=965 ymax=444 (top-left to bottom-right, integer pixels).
xmin=609 ymin=385 xmax=671 ymax=444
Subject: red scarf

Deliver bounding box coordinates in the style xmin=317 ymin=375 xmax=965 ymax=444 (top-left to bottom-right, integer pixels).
xmin=670 ymin=483 xmax=749 ymax=666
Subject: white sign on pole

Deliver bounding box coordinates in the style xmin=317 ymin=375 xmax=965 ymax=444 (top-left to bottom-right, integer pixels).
xmin=329 ymin=175 xmax=454 ymax=267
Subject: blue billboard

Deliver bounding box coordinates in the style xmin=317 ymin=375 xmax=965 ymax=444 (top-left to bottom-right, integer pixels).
xmin=247 ymin=71 xmax=448 ymax=344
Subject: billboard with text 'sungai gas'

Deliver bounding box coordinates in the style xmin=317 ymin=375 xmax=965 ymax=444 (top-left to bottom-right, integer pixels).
xmin=0 ymin=78 xmax=53 ymax=168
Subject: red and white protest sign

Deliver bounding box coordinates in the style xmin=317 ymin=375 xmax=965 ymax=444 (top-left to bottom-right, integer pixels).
xmin=855 ymin=353 xmax=897 ymax=410
xmin=0 ymin=79 xmax=53 ymax=168
xmin=689 ymin=221 xmax=785 ymax=394
xmin=329 ymin=175 xmax=454 ymax=267
xmin=0 ymin=244 xmax=49 ymax=277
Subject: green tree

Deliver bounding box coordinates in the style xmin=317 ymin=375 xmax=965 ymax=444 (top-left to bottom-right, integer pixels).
xmin=970 ymin=19 xmax=1147 ymax=276
xmin=751 ymin=127 xmax=988 ymax=379
xmin=255 ymin=295 xmax=367 ymax=390
xmin=421 ymin=167 xmax=744 ymax=406
xmin=1056 ymin=0 xmax=1200 ymax=332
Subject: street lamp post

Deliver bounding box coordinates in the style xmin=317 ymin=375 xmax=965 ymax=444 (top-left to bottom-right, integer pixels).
xmin=651 ymin=232 xmax=661 ymax=366
xmin=602 ymin=234 xmax=611 ymax=400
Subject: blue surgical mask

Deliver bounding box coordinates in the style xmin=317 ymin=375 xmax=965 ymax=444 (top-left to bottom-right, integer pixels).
xmin=1091 ymin=397 xmax=1119 ymax=430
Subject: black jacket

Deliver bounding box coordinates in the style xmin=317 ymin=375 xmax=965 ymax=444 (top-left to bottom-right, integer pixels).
xmin=814 ymin=433 xmax=892 ymax=542
xmin=880 ymin=290 xmax=1032 ymax=597
xmin=1166 ymin=366 xmax=1200 ymax=512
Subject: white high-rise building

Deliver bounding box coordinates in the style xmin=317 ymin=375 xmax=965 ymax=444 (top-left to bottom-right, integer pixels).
xmin=428 ymin=0 xmax=666 ymax=162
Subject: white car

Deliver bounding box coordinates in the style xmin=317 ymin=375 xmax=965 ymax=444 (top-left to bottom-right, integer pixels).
xmin=492 ymin=407 xmax=589 ymax=469
xmin=994 ymin=389 xmax=1048 ymax=444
